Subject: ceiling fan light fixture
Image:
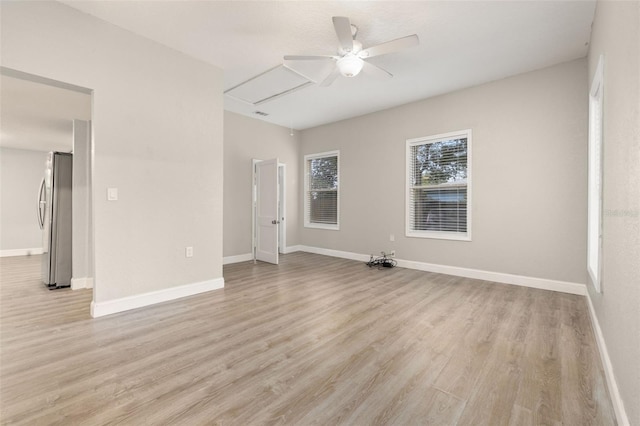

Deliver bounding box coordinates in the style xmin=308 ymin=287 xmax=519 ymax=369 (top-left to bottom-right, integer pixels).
xmin=337 ymin=55 xmax=364 ymax=77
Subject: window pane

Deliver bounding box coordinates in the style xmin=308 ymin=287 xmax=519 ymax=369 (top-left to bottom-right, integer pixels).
xmin=412 ymin=188 xmax=467 ymax=232
xmin=309 ymin=191 xmax=337 ymax=224
xmin=309 ymin=157 xmax=338 ymax=190
xmin=413 ymin=138 xmax=467 ymax=186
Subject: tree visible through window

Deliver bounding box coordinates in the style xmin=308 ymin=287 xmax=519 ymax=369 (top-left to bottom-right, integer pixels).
xmin=305 ymin=151 xmax=339 ymax=229
xmin=407 ymin=130 xmax=471 ymax=240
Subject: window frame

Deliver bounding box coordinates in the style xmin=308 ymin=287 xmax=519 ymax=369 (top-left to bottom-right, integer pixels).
xmin=405 ymin=129 xmax=472 ymax=241
xmin=588 ymin=55 xmax=604 ymax=293
xmin=304 ymin=150 xmax=340 ymax=230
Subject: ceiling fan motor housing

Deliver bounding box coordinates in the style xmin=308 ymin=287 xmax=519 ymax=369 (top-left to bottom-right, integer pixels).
xmin=339 ymin=39 xmax=363 ymax=56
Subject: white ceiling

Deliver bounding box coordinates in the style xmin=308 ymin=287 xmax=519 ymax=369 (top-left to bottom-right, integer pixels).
xmin=62 ymin=1 xmax=595 ymax=130
xmin=0 ymin=74 xmax=91 ymax=152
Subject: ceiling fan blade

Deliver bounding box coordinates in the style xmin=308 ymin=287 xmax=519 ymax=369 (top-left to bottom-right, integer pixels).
xmin=284 ymin=55 xmax=336 ymax=61
xmin=319 ymin=68 xmax=341 ymax=87
xmin=360 ymin=34 xmax=419 ymax=58
xmin=362 ymin=61 xmax=393 ymax=79
xmin=332 ymin=16 xmax=354 ymax=52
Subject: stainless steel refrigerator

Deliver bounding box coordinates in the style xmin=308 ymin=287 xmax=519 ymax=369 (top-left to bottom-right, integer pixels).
xmin=37 ymin=152 xmax=72 ymax=289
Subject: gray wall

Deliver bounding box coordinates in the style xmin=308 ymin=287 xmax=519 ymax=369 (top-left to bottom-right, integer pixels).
xmin=587 ymin=1 xmax=640 ymax=423
xmin=1 ymin=1 xmax=224 ymax=303
xmin=223 ymin=111 xmax=300 ymax=257
xmin=0 ymin=147 xmax=48 ymax=252
xmin=300 ymin=58 xmax=588 ymax=284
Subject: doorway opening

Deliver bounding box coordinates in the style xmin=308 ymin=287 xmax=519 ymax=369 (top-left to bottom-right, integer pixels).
xmin=0 ymin=67 xmax=94 ymax=303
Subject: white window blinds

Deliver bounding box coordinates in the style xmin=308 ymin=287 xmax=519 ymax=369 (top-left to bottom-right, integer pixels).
xmin=305 ymin=151 xmax=339 ymax=229
xmin=406 ymin=130 xmax=471 ymax=240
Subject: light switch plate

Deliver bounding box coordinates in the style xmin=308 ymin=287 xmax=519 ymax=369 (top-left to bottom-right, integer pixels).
xmin=107 ymin=187 xmax=118 ymax=201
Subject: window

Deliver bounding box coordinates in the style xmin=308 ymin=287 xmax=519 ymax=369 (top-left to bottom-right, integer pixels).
xmin=588 ymin=55 xmax=604 ymax=292
xmin=406 ymin=130 xmax=471 ymax=240
xmin=304 ymin=151 xmax=339 ymax=230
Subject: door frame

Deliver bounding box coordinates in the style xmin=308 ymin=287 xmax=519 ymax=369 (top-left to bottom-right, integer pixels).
xmin=252 ymin=159 xmax=286 ymax=262
xmin=278 ymin=164 xmax=286 ymax=253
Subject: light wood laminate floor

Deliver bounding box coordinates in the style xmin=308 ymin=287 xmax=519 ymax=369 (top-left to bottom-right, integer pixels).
xmin=1 ymin=253 xmax=616 ymax=425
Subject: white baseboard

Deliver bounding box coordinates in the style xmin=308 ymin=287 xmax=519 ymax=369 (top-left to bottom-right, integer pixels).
xmin=283 ymin=245 xmax=303 ymax=254
xmin=586 ymin=292 xmax=630 ymax=426
xmin=296 ymin=245 xmax=586 ymax=296
xmin=223 ymin=247 xmax=306 ymax=263
xmin=297 ymin=245 xmax=370 ymax=263
xmin=223 ymin=253 xmax=253 ymax=265
xmin=71 ymin=277 xmax=93 ymax=290
xmin=90 ymin=277 xmax=224 ymax=318
xmin=396 ymin=259 xmax=586 ymax=295
xmin=0 ymin=248 xmax=44 ymax=257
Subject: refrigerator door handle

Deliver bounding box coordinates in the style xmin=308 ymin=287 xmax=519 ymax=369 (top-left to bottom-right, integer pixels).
xmin=37 ymin=177 xmax=46 ymax=230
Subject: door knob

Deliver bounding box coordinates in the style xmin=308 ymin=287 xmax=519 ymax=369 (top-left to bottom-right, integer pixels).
xmin=272 ymin=220 xmax=280 ymax=225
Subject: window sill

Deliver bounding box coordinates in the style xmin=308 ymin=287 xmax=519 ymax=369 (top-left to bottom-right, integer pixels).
xmin=305 ymin=223 xmax=340 ymax=231
xmin=405 ymin=230 xmax=471 ymax=241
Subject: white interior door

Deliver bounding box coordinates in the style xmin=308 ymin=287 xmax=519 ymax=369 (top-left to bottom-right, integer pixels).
xmin=255 ymin=158 xmax=279 ymax=264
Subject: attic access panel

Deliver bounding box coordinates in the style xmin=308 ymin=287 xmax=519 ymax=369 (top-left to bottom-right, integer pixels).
xmin=224 ymin=65 xmax=314 ymax=106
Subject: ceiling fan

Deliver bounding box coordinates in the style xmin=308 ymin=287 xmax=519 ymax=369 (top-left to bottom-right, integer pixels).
xmin=284 ymin=16 xmax=419 ymax=86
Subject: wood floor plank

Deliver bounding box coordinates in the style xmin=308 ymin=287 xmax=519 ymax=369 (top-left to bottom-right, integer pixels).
xmin=431 ymin=282 xmax=511 ymax=401
xmin=509 ymin=404 xmax=534 ymax=426
xmin=395 ymin=387 xmax=466 ymax=426
xmin=559 ymin=294 xmax=616 ymax=425
xmin=454 ymin=285 xmax=529 ymax=426
xmin=513 ymin=289 xmax=564 ymax=425
xmin=336 ymin=278 xmax=483 ymax=425
xmin=0 ymin=253 xmax=617 ymax=425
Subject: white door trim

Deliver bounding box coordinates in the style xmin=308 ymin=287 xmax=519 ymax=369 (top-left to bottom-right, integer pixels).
xmin=278 ymin=164 xmax=286 ymax=254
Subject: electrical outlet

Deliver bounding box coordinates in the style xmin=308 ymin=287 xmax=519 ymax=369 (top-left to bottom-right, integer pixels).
xmin=185 ymin=246 xmax=193 ymax=258
xmin=389 ymin=234 xmax=395 ymax=242
xmin=390 ymin=250 xmax=396 ymax=257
